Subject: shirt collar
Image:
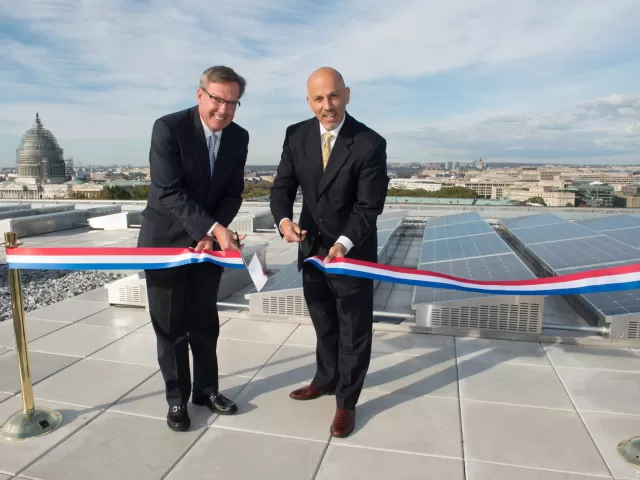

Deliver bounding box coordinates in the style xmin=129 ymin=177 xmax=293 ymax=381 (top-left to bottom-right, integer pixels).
xmin=200 ymin=116 xmax=222 ymax=140
xmin=319 ymin=114 xmax=346 ymax=138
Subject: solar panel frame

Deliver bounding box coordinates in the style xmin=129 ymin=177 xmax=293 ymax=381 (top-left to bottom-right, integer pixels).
xmin=507 ymin=222 xmax=595 ymax=245
xmin=501 ymin=213 xmax=567 ymax=230
xmin=257 ymin=210 xmax=407 ymax=294
xmin=425 ymin=212 xmax=483 ymax=227
xmin=502 ymin=213 xmax=640 ymax=320
xmin=600 ymin=227 xmax=640 ymax=250
xmin=419 ymin=234 xmax=512 ymax=264
xmin=526 ymin=236 xmax=640 ymax=272
xmin=554 ymin=263 xmax=640 ymax=317
xmin=413 ymin=253 xmax=536 ymax=304
xmin=422 ymin=221 xmax=494 ymax=242
xmin=577 ymin=214 xmax=640 ymax=232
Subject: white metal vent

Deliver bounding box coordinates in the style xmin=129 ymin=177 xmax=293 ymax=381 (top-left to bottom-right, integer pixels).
xmin=227 ymin=215 xmax=254 ymax=234
xmin=261 ymin=294 xmax=310 ymax=317
xmin=414 ymin=295 xmax=544 ymax=334
xmin=628 ymin=321 xmax=640 ymax=339
xmin=430 ymin=303 xmax=540 ymax=333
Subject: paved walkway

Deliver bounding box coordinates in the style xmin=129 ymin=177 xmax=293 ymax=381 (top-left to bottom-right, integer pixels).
xmin=0 ymin=289 xmax=639 ymax=479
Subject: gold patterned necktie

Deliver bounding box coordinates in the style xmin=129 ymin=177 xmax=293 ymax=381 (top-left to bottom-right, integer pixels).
xmin=321 ymin=132 xmax=333 ymax=171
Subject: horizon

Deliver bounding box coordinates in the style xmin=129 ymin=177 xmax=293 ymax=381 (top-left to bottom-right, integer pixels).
xmin=1 ymin=0 xmax=639 ymax=168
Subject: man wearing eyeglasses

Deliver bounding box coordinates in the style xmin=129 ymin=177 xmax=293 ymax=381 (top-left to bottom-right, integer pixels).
xmin=138 ymin=65 xmax=249 ymax=432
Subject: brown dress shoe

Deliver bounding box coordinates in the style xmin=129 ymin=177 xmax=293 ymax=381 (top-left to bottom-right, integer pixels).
xmin=330 ymin=408 xmax=355 ymax=438
xmin=289 ymin=385 xmax=334 ymax=401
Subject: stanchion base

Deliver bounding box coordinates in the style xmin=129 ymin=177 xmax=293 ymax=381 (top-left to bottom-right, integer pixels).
xmin=0 ymin=407 xmax=63 ymax=441
xmin=617 ymin=436 xmax=640 ymax=468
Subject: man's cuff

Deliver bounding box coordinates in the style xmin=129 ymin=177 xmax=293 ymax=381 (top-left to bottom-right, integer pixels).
xmin=335 ymin=235 xmax=354 ymax=254
xmin=278 ymin=218 xmax=290 ymax=234
xmin=207 ymin=222 xmax=219 ymax=236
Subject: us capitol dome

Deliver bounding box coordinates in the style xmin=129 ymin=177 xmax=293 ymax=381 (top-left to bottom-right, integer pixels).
xmin=15 ymin=113 xmax=67 ymax=185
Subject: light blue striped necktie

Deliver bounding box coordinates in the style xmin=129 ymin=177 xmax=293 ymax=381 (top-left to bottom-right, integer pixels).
xmin=208 ymin=134 xmax=217 ymax=177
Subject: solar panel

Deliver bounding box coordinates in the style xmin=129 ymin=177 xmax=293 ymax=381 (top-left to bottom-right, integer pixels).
xmin=501 ymin=213 xmax=566 ymax=230
xmin=577 ymin=214 xmax=640 ymax=232
xmin=598 ymin=227 xmax=640 ymax=250
xmin=507 ymin=222 xmax=594 ymax=245
xmin=426 ymin=212 xmax=482 ymax=227
xmin=258 ymin=210 xmax=406 ymax=294
xmin=378 ymin=210 xmax=408 ymax=221
xmin=260 ymin=262 xmax=303 ymax=293
xmin=419 ymin=234 xmax=512 ymax=264
xmin=502 ymin=212 xmax=640 ymax=321
xmin=422 ymin=221 xmax=494 ymax=242
xmin=556 ymin=263 xmax=640 ymax=317
xmin=413 ymin=253 xmax=536 ymax=303
xmin=377 ymin=218 xmax=405 ymax=231
xmin=583 ymin=290 xmax=640 ymax=317
xmin=527 ymin=236 xmax=640 ymax=272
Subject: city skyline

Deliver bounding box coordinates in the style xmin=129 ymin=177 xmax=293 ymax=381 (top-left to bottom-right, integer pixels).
xmin=1 ymin=0 xmax=640 ymax=167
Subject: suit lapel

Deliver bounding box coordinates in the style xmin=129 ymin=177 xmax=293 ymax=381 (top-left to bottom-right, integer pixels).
xmin=304 ymin=118 xmax=323 ymax=201
xmin=191 ymin=107 xmax=211 ymax=184
xmin=318 ymin=114 xmax=354 ymax=196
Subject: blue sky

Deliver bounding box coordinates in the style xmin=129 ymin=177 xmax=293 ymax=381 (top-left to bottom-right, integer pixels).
xmin=1 ymin=0 xmax=640 ymax=167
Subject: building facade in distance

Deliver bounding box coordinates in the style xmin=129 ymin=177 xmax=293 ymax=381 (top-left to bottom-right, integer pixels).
xmin=15 ymin=113 xmax=67 ymax=185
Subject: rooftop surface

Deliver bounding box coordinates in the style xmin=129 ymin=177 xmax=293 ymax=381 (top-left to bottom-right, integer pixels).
xmin=0 ymin=298 xmax=639 ymax=479
xmin=0 ymin=201 xmax=639 ymax=479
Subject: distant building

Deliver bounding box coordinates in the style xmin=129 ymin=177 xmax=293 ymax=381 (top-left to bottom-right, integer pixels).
xmin=15 ymin=113 xmax=67 ymax=185
xmin=65 ymin=157 xmax=74 ymax=179
xmin=502 ymin=186 xmax=576 ymax=207
xmin=569 ymin=181 xmax=614 ymax=207
xmin=614 ymin=186 xmax=640 ymax=208
xmin=388 ymin=178 xmax=442 ymax=192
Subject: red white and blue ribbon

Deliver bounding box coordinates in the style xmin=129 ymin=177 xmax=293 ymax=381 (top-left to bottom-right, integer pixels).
xmin=5 ymin=247 xmax=245 ymax=271
xmin=305 ymin=256 xmax=640 ymax=296
xmin=5 ymin=247 xmax=640 ymax=296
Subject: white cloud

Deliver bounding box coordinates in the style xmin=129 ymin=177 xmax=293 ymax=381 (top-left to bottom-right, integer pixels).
xmin=0 ymin=0 xmax=639 ymax=165
xmin=383 ymin=94 xmax=640 ymax=163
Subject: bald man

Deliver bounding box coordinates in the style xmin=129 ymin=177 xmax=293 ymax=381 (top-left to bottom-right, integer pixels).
xmin=270 ymin=67 xmax=389 ymax=437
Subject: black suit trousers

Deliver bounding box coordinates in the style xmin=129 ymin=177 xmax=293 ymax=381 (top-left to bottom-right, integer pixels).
xmin=145 ymin=262 xmax=223 ymax=407
xmin=302 ymin=262 xmax=374 ymax=410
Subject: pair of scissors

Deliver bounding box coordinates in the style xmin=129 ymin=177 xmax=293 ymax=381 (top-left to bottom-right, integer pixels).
xmin=234 ymin=231 xmax=248 ymax=267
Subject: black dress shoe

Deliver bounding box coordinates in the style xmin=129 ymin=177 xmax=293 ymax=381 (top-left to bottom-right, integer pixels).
xmin=192 ymin=392 xmax=238 ymax=415
xmin=167 ymin=405 xmax=190 ymax=432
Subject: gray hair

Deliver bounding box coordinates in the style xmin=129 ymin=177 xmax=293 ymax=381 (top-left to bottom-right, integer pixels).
xmin=199 ymin=66 xmax=246 ymax=98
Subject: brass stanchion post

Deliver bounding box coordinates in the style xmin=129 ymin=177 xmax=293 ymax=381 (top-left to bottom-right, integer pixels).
xmin=0 ymin=232 xmax=63 ymax=441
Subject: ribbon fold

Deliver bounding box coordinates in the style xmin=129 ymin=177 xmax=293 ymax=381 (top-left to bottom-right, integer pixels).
xmin=5 ymin=247 xmax=640 ymax=296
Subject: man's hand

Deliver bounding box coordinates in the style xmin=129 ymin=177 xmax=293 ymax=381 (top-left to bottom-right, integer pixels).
xmin=194 ymin=235 xmax=213 ymax=252
xmin=281 ymin=219 xmax=307 ymax=243
xmin=213 ymin=224 xmax=246 ymax=251
xmin=324 ymin=243 xmax=346 ymax=264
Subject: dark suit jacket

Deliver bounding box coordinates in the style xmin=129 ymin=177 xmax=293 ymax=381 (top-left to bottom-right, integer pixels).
xmin=270 ymin=113 xmax=389 ymax=269
xmin=138 ymin=106 xmax=249 ymax=248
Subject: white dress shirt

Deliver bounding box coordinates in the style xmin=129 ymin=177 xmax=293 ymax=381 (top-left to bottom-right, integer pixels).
xmin=201 ymin=117 xmax=223 ymax=237
xmin=279 ymin=115 xmax=354 ymax=254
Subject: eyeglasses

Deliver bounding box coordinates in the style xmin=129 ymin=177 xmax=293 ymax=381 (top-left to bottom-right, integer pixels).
xmin=202 ymin=88 xmax=241 ymax=108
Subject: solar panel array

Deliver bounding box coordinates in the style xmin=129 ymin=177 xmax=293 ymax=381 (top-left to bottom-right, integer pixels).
xmin=577 ymin=214 xmax=640 ymax=232
xmin=413 ymin=212 xmax=536 ymax=305
xmin=259 ymin=210 xmax=407 ymax=294
xmin=507 ymin=222 xmax=595 ymax=246
xmin=500 ymin=213 xmax=567 ymax=230
xmin=503 ymin=213 xmax=640 ymax=321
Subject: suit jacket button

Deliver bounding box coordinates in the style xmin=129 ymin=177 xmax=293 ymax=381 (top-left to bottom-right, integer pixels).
xmin=318 ymin=217 xmax=323 ymax=223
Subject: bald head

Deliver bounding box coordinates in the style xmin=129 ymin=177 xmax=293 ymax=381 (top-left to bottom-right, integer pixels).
xmin=307 ymin=67 xmax=345 ymax=90
xmin=306 ymin=67 xmax=350 ymax=130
